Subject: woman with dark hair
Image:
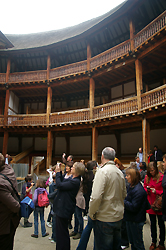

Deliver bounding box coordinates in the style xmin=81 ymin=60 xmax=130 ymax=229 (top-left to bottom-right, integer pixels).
xmin=124 ymin=167 xmax=150 ymax=250
xmin=144 ymin=162 xmax=165 ymax=250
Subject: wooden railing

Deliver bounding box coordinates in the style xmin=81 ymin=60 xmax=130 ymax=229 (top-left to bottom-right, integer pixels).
xmin=90 ymin=40 xmax=131 ymax=69
xmin=134 ymin=11 xmax=166 ymax=49
xmin=7 ymin=114 xmax=47 ymax=126
xmin=50 ymin=60 xmax=87 ymax=79
xmin=141 ymin=85 xmax=166 ymax=110
xmin=8 ymin=70 xmax=47 ymax=83
xmin=50 ymin=108 xmax=90 ymax=124
xmin=0 ymin=115 xmax=4 ymax=125
xmin=0 ymin=73 xmax=6 ymax=83
xmin=93 ymin=97 xmax=138 ymax=119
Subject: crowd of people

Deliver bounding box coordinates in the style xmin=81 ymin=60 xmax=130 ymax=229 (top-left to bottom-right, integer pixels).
xmin=0 ymin=145 xmax=166 ymax=250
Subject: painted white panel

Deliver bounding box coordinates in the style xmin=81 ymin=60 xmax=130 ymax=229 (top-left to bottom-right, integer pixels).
xmin=111 ymin=85 xmax=122 ymax=99
xmin=8 ymin=137 xmax=18 ymax=153
xmin=121 ymin=131 xmax=142 ymax=155
xmin=70 ymin=136 xmax=91 ymax=155
xmin=124 ymin=81 xmax=135 ymax=95
xmin=98 ymin=134 xmax=117 ymax=154
xmin=22 ymin=137 xmax=33 ymax=151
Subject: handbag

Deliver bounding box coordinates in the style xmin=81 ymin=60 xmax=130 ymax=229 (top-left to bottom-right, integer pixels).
xmin=151 ymin=194 xmax=163 ymax=212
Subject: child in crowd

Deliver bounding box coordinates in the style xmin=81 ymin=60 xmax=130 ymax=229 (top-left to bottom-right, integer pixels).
xmin=31 ymin=178 xmax=49 ymax=238
xmin=21 ymin=174 xmax=34 ymax=227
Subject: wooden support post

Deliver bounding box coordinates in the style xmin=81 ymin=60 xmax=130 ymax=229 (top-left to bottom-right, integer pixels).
xmin=92 ymin=126 xmax=98 ymax=161
xmin=87 ymin=42 xmax=91 ymax=71
xmin=6 ymin=59 xmax=11 ymax=83
xmin=4 ymin=89 xmax=10 ymax=125
xmin=142 ymin=117 xmax=150 ymax=165
xmin=135 ymin=59 xmax=143 ymax=112
xmin=2 ymin=131 xmax=9 ymax=157
xmin=89 ymin=78 xmax=95 ymax=119
xmin=46 ymin=86 xmax=52 ymax=124
xmin=115 ymin=132 xmax=121 ymax=158
xmin=129 ymin=19 xmax=135 ymax=51
xmin=46 ymin=130 xmax=52 ymax=169
xmin=47 ymin=55 xmax=51 ymax=80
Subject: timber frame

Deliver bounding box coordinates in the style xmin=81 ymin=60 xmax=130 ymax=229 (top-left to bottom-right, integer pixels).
xmin=0 ymin=0 xmax=166 ymax=168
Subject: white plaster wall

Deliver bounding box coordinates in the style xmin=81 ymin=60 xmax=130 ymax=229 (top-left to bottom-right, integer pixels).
xmin=8 ymin=137 xmax=18 ymax=153
xmin=70 ymin=136 xmax=91 ymax=155
xmin=22 ymin=137 xmax=33 ymax=151
xmin=9 ymin=91 xmax=19 ymax=114
xmin=98 ymin=134 xmax=117 ymax=154
xmin=121 ymin=131 xmax=142 ymax=155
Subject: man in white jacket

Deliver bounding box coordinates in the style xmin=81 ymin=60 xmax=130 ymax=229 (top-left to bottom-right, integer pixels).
xmin=89 ymin=147 xmax=126 ymax=250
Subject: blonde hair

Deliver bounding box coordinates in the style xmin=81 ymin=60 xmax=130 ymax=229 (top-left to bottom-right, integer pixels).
xmin=146 ymin=162 xmax=160 ymax=184
xmin=158 ymin=161 xmax=164 ymax=174
xmin=74 ymin=162 xmax=85 ymax=176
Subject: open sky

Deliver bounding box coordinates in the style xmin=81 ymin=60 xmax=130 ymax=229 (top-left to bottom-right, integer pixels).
xmin=1 ymin=0 xmax=125 ymax=34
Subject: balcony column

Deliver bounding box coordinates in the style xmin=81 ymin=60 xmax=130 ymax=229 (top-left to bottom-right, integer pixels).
xmin=129 ymin=18 xmax=135 ymax=51
xmin=2 ymin=131 xmax=8 ymax=157
xmin=135 ymin=59 xmax=143 ymax=112
xmin=92 ymin=126 xmax=98 ymax=161
xmin=87 ymin=42 xmax=91 ymax=71
xmin=47 ymin=55 xmax=51 ymax=80
xmin=142 ymin=117 xmax=150 ymax=165
xmin=6 ymin=58 xmax=11 ymax=83
xmin=89 ymin=77 xmax=95 ymax=119
xmin=46 ymin=130 xmax=52 ymax=169
xmin=4 ymin=89 xmax=10 ymax=125
xmin=46 ymin=86 xmax=52 ymax=124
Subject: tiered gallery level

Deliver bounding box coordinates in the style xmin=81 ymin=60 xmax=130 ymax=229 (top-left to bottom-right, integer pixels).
xmin=0 ymin=0 xmax=166 ymax=168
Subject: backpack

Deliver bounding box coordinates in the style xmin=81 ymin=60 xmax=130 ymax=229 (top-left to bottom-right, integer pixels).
xmin=21 ymin=196 xmax=35 ymax=218
xmin=38 ymin=190 xmax=49 ymax=207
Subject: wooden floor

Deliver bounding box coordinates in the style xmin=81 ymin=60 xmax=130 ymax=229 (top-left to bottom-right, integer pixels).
xmin=14 ymin=207 xmax=166 ymax=250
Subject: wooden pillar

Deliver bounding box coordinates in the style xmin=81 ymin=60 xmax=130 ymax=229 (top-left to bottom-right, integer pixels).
xmin=6 ymin=59 xmax=11 ymax=83
xmin=89 ymin=78 xmax=95 ymax=119
xmin=4 ymin=89 xmax=10 ymax=125
xmin=92 ymin=126 xmax=98 ymax=161
xmin=129 ymin=19 xmax=135 ymax=51
xmin=65 ymin=134 xmax=70 ymax=156
xmin=46 ymin=130 xmax=52 ymax=169
xmin=47 ymin=55 xmax=51 ymax=80
xmin=46 ymin=86 xmax=52 ymax=124
xmin=142 ymin=117 xmax=150 ymax=165
xmin=2 ymin=131 xmax=8 ymax=157
xmin=135 ymin=59 xmax=143 ymax=112
xmin=115 ymin=132 xmax=121 ymax=158
xmin=87 ymin=42 xmax=91 ymax=71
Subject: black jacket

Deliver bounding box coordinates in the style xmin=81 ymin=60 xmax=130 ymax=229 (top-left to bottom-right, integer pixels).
xmin=124 ymin=182 xmax=150 ymax=223
xmin=162 ymin=171 xmax=166 ymax=221
xmin=53 ymin=171 xmax=80 ymax=219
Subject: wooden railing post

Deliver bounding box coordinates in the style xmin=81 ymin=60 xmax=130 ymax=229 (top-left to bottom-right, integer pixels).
xmin=129 ymin=18 xmax=135 ymax=51
xmin=87 ymin=42 xmax=91 ymax=71
xmin=89 ymin=78 xmax=95 ymax=119
xmin=47 ymin=55 xmax=51 ymax=80
xmin=46 ymin=130 xmax=52 ymax=169
xmin=92 ymin=126 xmax=98 ymax=161
xmin=46 ymin=86 xmax=52 ymax=124
xmin=135 ymin=59 xmax=142 ymax=112
xmin=142 ymin=117 xmax=150 ymax=165
xmin=6 ymin=58 xmax=11 ymax=83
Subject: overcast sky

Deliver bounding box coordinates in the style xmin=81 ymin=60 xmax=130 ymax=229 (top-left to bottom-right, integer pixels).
xmin=1 ymin=0 xmax=125 ymax=34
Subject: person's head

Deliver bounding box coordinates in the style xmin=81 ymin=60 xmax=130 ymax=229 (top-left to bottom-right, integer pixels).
xmin=140 ymin=162 xmax=146 ymax=171
xmin=154 ymin=145 xmax=158 ymax=151
xmin=36 ymin=178 xmax=45 ymax=188
xmin=80 ymin=159 xmax=85 ymax=165
xmin=163 ymin=154 xmax=166 ymax=171
xmin=52 ymin=175 xmax=56 ymax=183
xmin=148 ymin=150 xmax=153 ymax=156
xmin=86 ymin=160 xmax=97 ymax=171
xmin=157 ymin=161 xmax=164 ymax=174
xmin=0 ymin=153 xmax=5 ymax=169
xmin=71 ymin=162 xmax=85 ymax=177
xmin=146 ymin=161 xmax=160 ymax=183
xmin=66 ymin=165 xmax=72 ymax=173
xmin=125 ymin=167 xmax=141 ymax=186
xmin=25 ymin=174 xmax=33 ymax=183
xmin=67 ymin=155 xmax=73 ymax=162
xmin=129 ymin=162 xmax=137 ymax=169
xmin=139 ymin=147 xmax=142 ymax=153
xmin=101 ymin=147 xmax=115 ymax=164
xmin=114 ymin=158 xmax=124 ymax=171
xmin=135 ymin=156 xmax=140 ymax=163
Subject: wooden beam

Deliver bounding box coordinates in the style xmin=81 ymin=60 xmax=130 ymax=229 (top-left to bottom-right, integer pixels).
xmin=142 ymin=117 xmax=150 ymax=165
xmin=89 ymin=78 xmax=95 ymax=119
xmin=92 ymin=126 xmax=98 ymax=161
xmin=135 ymin=59 xmax=142 ymax=112
xmin=6 ymin=59 xmax=11 ymax=83
xmin=46 ymin=130 xmax=52 ymax=169
xmin=4 ymin=89 xmax=10 ymax=125
xmin=46 ymin=86 xmax=52 ymax=124
xmin=87 ymin=42 xmax=91 ymax=71
xmin=47 ymin=55 xmax=51 ymax=80
xmin=129 ymin=18 xmax=135 ymax=51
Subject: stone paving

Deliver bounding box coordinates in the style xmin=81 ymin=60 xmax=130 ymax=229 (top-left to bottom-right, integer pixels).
xmin=14 ymin=206 xmax=163 ymax=250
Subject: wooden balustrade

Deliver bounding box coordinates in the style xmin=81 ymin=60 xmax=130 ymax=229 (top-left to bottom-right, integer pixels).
xmin=50 ymin=60 xmax=87 ymax=79
xmin=7 ymin=114 xmax=47 ymax=126
xmin=8 ymin=70 xmax=47 ymax=83
xmin=0 ymin=115 xmax=4 ymax=125
xmin=90 ymin=40 xmax=131 ymax=69
xmin=0 ymin=73 xmax=6 ymax=83
xmin=134 ymin=11 xmax=166 ymax=49
xmin=141 ymin=85 xmax=166 ymax=110
xmin=93 ymin=97 xmax=138 ymax=119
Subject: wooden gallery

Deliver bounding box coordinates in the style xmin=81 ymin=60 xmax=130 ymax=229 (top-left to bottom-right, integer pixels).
xmin=0 ymin=0 xmax=166 ymax=171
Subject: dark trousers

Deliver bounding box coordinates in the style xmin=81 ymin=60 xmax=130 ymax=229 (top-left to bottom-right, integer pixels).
xmin=0 ymin=222 xmax=16 ymax=250
xmin=149 ymin=214 xmax=165 ymax=246
xmin=56 ymin=215 xmax=70 ymax=250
